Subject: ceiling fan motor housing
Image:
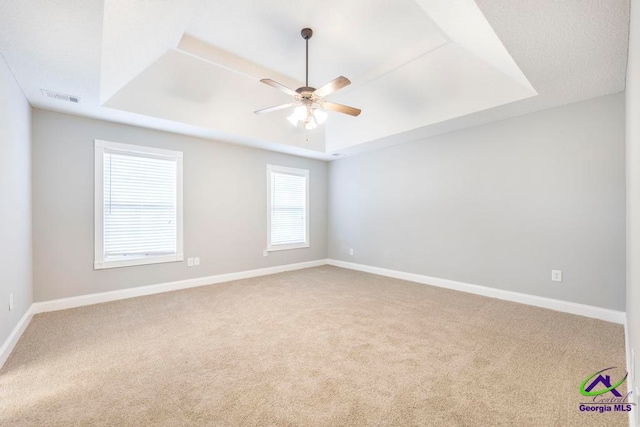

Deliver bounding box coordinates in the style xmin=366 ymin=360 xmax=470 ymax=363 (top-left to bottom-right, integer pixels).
xmin=296 ymin=84 xmax=318 ymax=108
xmin=296 ymin=87 xmax=317 ymax=99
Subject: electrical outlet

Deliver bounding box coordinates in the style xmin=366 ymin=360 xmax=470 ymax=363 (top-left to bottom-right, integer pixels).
xmin=349 ymin=249 xmax=354 ymax=256
xmin=263 ymin=249 xmax=268 ymax=257
xmin=551 ymin=270 xmax=562 ymax=282
xmin=194 ymin=257 xmax=200 ymax=266
xmin=187 ymin=258 xmax=194 ymax=267
xmin=9 ymin=294 xmax=13 ymax=311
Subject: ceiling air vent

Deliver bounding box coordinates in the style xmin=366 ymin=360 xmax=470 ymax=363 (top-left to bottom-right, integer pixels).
xmin=40 ymin=89 xmax=80 ymax=104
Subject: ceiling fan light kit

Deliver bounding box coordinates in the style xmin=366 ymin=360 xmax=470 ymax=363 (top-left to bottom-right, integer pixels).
xmin=255 ymin=27 xmax=361 ymax=130
xmin=287 ymin=105 xmax=328 ymax=129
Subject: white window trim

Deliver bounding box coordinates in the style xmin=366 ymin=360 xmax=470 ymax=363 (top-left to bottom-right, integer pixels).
xmin=94 ymin=139 xmax=184 ymax=270
xmin=266 ymin=164 xmax=310 ymax=252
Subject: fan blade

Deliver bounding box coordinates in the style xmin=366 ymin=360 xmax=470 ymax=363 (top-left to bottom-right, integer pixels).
xmin=254 ymin=103 xmax=294 ymax=115
xmin=314 ymin=76 xmax=351 ymax=98
xmin=322 ymin=102 xmax=361 ymax=117
xmin=260 ymin=79 xmax=298 ymax=97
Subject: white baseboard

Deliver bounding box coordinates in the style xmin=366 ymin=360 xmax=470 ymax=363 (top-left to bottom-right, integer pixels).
xmin=1 ymin=259 xmax=327 ymax=369
xmin=0 ymin=306 xmax=33 ymax=369
xmin=31 ymin=259 xmax=328 ymax=314
xmin=2 ymin=258 xmax=627 ymax=371
xmin=327 ymin=259 xmax=625 ymax=324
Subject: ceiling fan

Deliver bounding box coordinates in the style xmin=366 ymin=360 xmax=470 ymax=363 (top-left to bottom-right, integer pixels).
xmin=254 ymin=28 xmax=361 ymax=130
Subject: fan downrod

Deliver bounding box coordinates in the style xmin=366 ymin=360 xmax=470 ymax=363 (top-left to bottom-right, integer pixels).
xmin=301 ymin=28 xmax=313 ymax=88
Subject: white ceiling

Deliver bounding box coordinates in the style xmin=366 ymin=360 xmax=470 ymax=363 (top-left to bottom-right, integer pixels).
xmin=187 ymin=0 xmax=443 ymax=87
xmin=0 ymin=0 xmax=629 ymax=160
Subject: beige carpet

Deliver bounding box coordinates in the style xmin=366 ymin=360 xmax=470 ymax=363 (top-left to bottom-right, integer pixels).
xmin=0 ymin=266 xmax=627 ymax=426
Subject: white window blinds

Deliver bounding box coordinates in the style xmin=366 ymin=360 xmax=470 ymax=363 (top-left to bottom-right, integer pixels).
xmin=95 ymin=140 xmax=183 ymax=269
xmin=267 ymin=165 xmax=309 ymax=250
xmin=104 ymin=151 xmax=177 ymax=257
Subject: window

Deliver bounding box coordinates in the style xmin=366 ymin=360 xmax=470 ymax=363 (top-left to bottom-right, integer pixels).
xmin=94 ymin=140 xmax=183 ymax=269
xmin=267 ymin=165 xmax=309 ymax=251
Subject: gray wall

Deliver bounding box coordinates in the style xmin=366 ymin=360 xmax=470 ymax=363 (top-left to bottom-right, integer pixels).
xmin=627 ymin=0 xmax=640 ymax=402
xmin=32 ymin=110 xmax=327 ymax=302
xmin=329 ymin=93 xmax=626 ymax=311
xmin=0 ymin=56 xmax=32 ymax=345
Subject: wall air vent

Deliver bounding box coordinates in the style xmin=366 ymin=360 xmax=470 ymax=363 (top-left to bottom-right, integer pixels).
xmin=40 ymin=89 xmax=80 ymax=104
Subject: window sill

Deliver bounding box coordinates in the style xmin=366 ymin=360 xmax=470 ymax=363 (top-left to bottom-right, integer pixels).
xmin=94 ymin=254 xmax=184 ymax=270
xmin=266 ymin=243 xmax=310 ymax=252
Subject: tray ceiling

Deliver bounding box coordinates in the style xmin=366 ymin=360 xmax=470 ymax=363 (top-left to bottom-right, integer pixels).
xmin=0 ymin=0 xmax=629 ymax=159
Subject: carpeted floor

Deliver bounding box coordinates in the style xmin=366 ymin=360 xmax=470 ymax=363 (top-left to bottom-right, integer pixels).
xmin=0 ymin=266 xmax=627 ymax=426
